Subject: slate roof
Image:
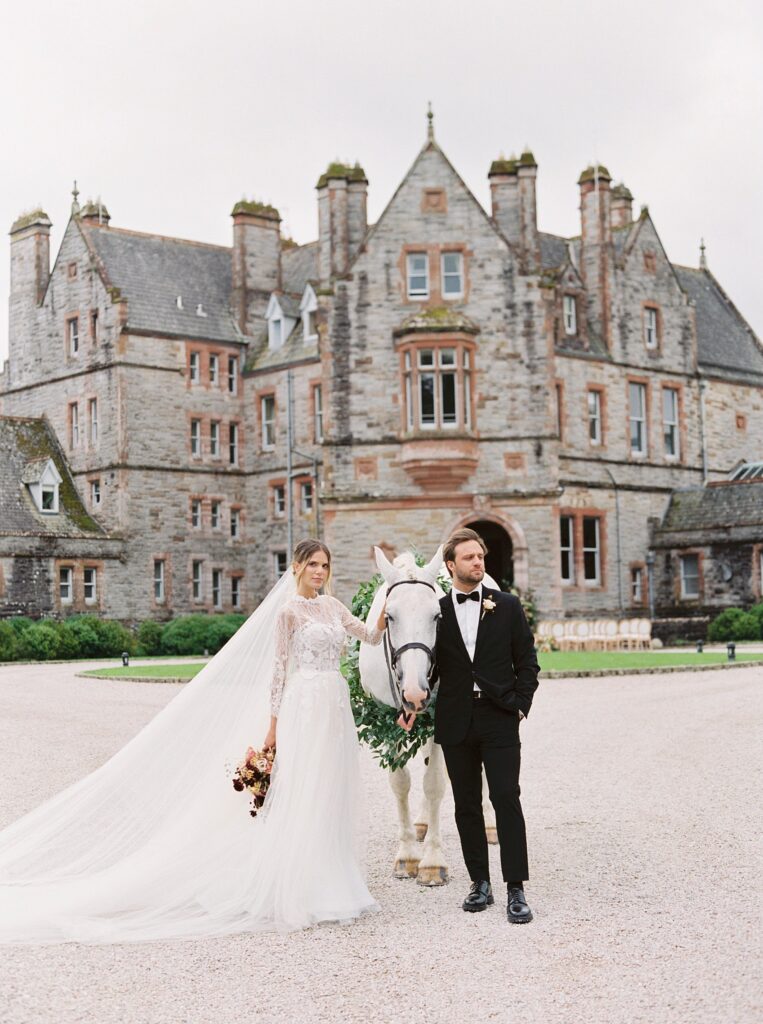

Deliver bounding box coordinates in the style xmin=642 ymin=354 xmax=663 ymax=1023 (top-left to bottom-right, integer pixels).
xmin=657 ymin=481 xmax=763 ymax=535
xmin=245 ymin=328 xmax=319 ymax=372
xmin=282 ymin=241 xmax=319 ymax=295
xmin=674 ymin=266 xmax=763 ymax=381
xmin=538 ymin=232 xmax=568 ymax=270
xmin=0 ymin=417 xmax=107 ymax=538
xmin=83 ymin=225 xmax=242 ymax=344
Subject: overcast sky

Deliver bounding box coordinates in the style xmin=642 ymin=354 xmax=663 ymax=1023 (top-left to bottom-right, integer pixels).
xmin=2 ymin=0 xmax=762 ymax=364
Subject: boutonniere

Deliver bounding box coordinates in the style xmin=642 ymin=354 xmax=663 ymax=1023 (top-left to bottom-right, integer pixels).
xmin=481 ymin=596 xmax=496 ymax=621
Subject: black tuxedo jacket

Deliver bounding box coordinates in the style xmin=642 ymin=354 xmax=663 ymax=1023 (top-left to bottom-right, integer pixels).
xmin=433 ymin=588 xmax=540 ymax=746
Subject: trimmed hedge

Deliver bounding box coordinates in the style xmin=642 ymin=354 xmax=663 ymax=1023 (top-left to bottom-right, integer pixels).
xmin=708 ymin=604 xmax=763 ymax=643
xmin=0 ymin=612 xmax=247 ymax=662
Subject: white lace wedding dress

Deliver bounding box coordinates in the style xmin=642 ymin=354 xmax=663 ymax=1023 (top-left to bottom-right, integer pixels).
xmin=0 ymin=581 xmax=382 ymax=944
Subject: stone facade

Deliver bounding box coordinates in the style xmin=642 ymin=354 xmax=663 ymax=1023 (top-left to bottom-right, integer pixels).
xmin=2 ymin=126 xmax=762 ymax=623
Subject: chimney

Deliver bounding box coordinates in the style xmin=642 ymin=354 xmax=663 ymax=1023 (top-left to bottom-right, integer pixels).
xmin=610 ymin=183 xmax=633 ymax=228
xmin=317 ymin=161 xmax=367 ymax=284
xmin=578 ymin=164 xmax=614 ymax=349
xmin=8 ymin=209 xmax=52 ymax=388
xmin=79 ymin=199 xmax=111 ymax=227
xmin=489 ymin=150 xmax=540 ymax=272
xmin=230 ymin=200 xmax=281 ymax=336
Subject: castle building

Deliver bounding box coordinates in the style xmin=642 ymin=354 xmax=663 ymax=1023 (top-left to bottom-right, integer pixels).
xmin=2 ymin=119 xmax=762 ymax=627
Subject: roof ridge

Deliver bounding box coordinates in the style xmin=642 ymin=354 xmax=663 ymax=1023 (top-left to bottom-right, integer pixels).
xmin=87 ymin=224 xmax=231 ymax=252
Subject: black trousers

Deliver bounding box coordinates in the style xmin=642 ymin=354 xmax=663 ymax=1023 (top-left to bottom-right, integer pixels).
xmin=441 ymin=699 xmax=528 ymax=884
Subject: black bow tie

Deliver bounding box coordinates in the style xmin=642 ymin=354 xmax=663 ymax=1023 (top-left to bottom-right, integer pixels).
xmin=456 ymin=591 xmax=480 ymax=603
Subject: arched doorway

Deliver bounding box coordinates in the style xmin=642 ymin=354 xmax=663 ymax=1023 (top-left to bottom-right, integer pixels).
xmin=469 ymin=519 xmax=514 ymax=590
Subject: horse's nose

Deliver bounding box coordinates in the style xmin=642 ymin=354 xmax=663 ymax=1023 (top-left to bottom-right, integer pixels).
xmin=404 ymin=685 xmax=430 ymax=712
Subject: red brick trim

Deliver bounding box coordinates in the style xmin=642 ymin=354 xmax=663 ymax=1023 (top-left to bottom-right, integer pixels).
xmin=150 ymin=552 xmax=172 ymax=610
xmin=64 ymin=312 xmax=80 ymax=360
xmin=396 ymin=337 xmax=477 ymax=436
xmin=257 ymin=389 xmax=277 ymax=451
xmin=269 ymin=478 xmax=287 ymax=520
xmin=586 ymin=384 xmax=607 ymax=449
xmin=398 ymin=243 xmax=472 ymax=306
xmin=555 ymin=379 xmax=565 ymax=442
xmin=557 ymin=506 xmax=608 ymax=591
xmin=641 ymin=301 xmax=663 ymax=354
xmin=626 ymin=375 xmax=651 ymax=460
xmin=752 ymin=544 xmax=762 ymax=600
xmin=660 ymin=381 xmax=685 ymax=464
xmin=674 ymin=548 xmax=704 ymax=603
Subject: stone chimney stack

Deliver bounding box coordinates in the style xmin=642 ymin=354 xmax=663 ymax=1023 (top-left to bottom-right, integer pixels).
xmin=578 ymin=164 xmax=614 ymax=349
xmin=489 ymin=150 xmax=540 ymax=272
xmin=317 ymin=161 xmax=367 ymax=284
xmin=230 ymin=200 xmax=281 ymax=336
xmin=8 ymin=210 xmax=52 ymax=386
xmin=79 ymin=199 xmax=111 ymax=227
xmin=610 ymin=183 xmax=633 ymax=228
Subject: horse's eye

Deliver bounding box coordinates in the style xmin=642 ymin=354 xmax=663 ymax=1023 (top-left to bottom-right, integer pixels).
xmin=386 ymin=614 xmax=394 ymax=623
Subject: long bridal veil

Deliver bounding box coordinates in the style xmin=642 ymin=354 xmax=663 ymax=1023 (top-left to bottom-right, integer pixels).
xmin=0 ymin=571 xmax=298 ymax=944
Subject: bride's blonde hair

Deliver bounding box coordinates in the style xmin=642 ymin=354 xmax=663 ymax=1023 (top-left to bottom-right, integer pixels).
xmin=292 ymin=538 xmax=333 ymax=594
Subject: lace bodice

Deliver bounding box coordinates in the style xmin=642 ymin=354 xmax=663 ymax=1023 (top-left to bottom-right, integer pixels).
xmin=270 ymin=595 xmax=382 ymax=715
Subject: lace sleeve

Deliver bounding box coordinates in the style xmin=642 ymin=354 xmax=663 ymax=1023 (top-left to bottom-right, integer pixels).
xmin=270 ymin=605 xmax=294 ymax=717
xmin=334 ymin=597 xmax=383 ymax=646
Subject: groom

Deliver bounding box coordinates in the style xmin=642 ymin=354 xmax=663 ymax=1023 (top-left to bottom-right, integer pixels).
xmin=433 ymin=527 xmax=540 ymax=923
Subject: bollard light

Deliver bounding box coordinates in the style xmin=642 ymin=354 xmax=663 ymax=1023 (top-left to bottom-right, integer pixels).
xmin=726 ymin=642 xmax=736 ymax=661
xmin=696 ymin=640 xmax=704 ymax=654
xmin=121 ymin=651 xmax=130 ymax=667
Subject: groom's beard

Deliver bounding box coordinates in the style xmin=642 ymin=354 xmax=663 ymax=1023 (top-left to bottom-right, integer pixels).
xmin=454 ymin=567 xmax=484 ymax=590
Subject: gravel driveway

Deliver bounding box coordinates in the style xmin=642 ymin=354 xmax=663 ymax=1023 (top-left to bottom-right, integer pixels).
xmin=0 ymin=660 xmax=760 ymax=1024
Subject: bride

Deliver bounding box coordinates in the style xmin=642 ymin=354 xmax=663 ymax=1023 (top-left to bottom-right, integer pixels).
xmin=0 ymin=538 xmax=385 ymax=943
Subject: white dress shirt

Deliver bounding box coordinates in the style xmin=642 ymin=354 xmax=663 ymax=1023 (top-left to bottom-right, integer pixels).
xmin=452 ymin=583 xmax=482 ymax=689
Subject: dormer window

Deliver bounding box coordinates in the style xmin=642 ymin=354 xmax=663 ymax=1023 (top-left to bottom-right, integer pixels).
xmin=300 ymin=284 xmax=319 ymax=342
xmin=23 ymin=458 xmax=62 ymax=515
xmin=266 ymin=293 xmax=297 ymax=350
xmin=563 ymin=295 xmax=577 ymax=335
xmin=269 ymin=317 xmax=282 ymax=349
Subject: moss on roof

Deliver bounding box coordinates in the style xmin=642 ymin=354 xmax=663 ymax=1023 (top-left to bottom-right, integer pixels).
xmin=612 ymin=183 xmax=633 ymax=201
xmin=519 ymin=149 xmax=537 ymax=167
xmin=10 ymin=208 xmax=51 ymax=233
xmin=316 ymin=161 xmax=368 ymax=188
xmin=578 ymin=164 xmax=612 ymax=185
xmin=231 ymin=199 xmax=280 ymax=220
xmin=488 ymin=158 xmax=518 ymax=176
xmin=80 ymin=200 xmax=111 ymax=220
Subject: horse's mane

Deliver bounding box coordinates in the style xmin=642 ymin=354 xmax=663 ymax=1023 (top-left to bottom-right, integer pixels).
xmin=392 ymin=551 xmax=419 ymax=573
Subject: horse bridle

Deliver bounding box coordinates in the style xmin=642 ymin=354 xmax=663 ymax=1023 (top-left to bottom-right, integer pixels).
xmin=382 ymin=578 xmax=440 ymax=713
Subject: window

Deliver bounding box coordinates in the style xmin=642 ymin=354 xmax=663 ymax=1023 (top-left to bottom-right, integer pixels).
xmin=268 ymin=318 xmax=282 ymax=349
xmin=560 ymin=515 xmax=574 ymax=585
xmin=563 ymin=295 xmax=577 ymax=335
xmin=304 ymin=308 xmax=315 ymax=340
xmin=662 ymin=387 xmax=680 ymax=458
xmin=629 ymin=382 xmax=647 ymax=456
xmin=231 ymin=576 xmax=241 ymax=609
xmin=211 ymin=500 xmax=221 ymax=529
xmin=261 ymin=396 xmax=275 ymax=450
xmin=83 ymin=567 xmax=97 ymax=605
xmin=273 ymin=485 xmax=286 ymax=517
xmin=587 ymin=390 xmax=602 ymax=446
xmin=90 ymin=310 xmax=98 ymax=344
xmin=301 ymin=481 xmax=314 ymax=514
xmin=228 ymin=423 xmax=239 ymax=465
xmin=41 ymin=484 xmax=56 ymax=512
xmin=230 ymin=508 xmax=240 ymax=539
xmin=67 ymin=317 xmax=79 ymax=356
xmin=89 ymin=398 xmax=98 ymax=445
xmin=644 ymin=307 xmax=659 ymax=350
xmin=67 ymin=262 xmax=77 ymax=280
xmin=69 ymin=403 xmax=79 ymax=448
xmin=192 ymin=560 xmax=203 ymax=601
xmin=189 ymin=352 xmax=200 ymax=384
xmin=313 ymin=384 xmax=323 ymax=443
xmin=680 ymin=554 xmax=700 ymax=599
xmin=407 ymin=253 xmax=429 ymax=299
xmin=209 ymin=354 xmax=218 ymax=385
xmin=441 ymin=252 xmax=463 ymax=297
xmin=212 ymin=569 xmax=222 ymax=610
xmin=404 ymin=346 xmax=471 ymax=430
xmin=90 ymin=479 xmax=101 ymax=507
xmin=190 ymin=418 xmax=201 ymax=457
xmin=153 ymin=559 xmax=165 ymax=603
xmin=274 ymin=551 xmax=288 ymax=578
xmin=190 ymin=499 xmax=201 ymax=528
xmin=582 ymin=516 xmax=601 ymax=584
xmin=631 ymin=566 xmax=644 ymax=605
xmin=227 ymin=356 xmax=237 ymax=394
xmin=210 ymin=420 xmax=220 ymax=457
xmin=59 ymin=567 xmax=73 ymax=604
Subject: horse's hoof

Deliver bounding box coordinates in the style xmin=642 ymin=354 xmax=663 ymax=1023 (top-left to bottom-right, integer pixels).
xmin=486 ymin=826 xmax=498 ymax=845
xmin=393 ymin=858 xmax=420 ymax=878
xmin=415 ymin=823 xmax=428 ymax=842
xmin=416 ymin=865 xmax=449 ymax=887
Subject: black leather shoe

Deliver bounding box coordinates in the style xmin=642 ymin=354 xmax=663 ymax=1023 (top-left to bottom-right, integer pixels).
xmin=462 ymin=880 xmax=494 ymax=912
xmin=507 ymin=886 xmax=533 ymax=924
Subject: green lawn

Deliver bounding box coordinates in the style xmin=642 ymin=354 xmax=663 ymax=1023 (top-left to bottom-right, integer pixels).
xmin=80 ymin=649 xmax=763 ymax=682
xmin=539 ymin=650 xmax=763 ymax=671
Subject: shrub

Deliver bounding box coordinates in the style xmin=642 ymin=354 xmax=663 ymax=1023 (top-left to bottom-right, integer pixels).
xmin=160 ymin=615 xmax=212 ymax=656
xmin=136 ymin=620 xmax=164 ymax=656
xmin=95 ymin=620 xmax=136 ymax=657
xmin=0 ymin=622 xmax=18 ymax=661
xmin=61 ymin=616 xmax=102 ymax=657
xmin=9 ymin=616 xmax=35 ymax=636
xmin=708 ymin=607 xmax=760 ymax=642
xmin=18 ymin=623 xmax=62 ymax=661
xmin=52 ymin=621 xmax=82 ymax=660
xmin=749 ymin=603 xmax=763 ymax=638
xmin=206 ymin=615 xmax=246 ymax=654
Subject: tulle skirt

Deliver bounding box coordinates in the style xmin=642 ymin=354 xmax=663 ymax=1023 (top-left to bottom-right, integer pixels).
xmin=0 ymin=669 xmax=378 ymax=944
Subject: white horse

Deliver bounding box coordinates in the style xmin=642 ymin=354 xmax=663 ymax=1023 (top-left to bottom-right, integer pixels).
xmin=358 ymin=546 xmax=497 ymax=886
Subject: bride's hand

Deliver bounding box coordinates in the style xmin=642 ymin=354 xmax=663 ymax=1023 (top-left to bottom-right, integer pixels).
xmin=262 ymin=726 xmax=277 ymax=752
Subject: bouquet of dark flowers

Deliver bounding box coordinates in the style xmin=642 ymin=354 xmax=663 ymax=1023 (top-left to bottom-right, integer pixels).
xmin=231 ymin=746 xmax=275 ymax=817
